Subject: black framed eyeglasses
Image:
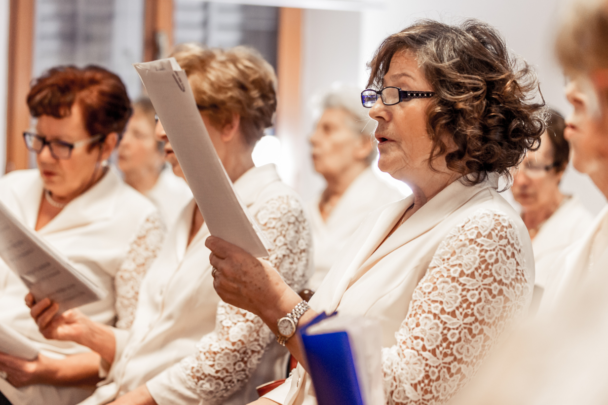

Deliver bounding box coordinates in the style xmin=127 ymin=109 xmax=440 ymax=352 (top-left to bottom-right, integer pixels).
xmin=23 ymin=132 xmax=104 ymax=160
xmin=361 ymin=87 xmax=435 ymax=108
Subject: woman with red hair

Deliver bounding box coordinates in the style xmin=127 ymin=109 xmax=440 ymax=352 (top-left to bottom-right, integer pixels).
xmin=0 ymin=66 xmax=163 ymax=405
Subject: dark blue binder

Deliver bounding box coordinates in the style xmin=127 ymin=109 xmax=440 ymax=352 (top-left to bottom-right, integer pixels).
xmin=298 ymin=312 xmax=365 ymax=405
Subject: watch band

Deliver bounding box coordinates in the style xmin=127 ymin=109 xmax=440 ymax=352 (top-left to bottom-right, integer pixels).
xmin=277 ymin=301 xmax=311 ymax=346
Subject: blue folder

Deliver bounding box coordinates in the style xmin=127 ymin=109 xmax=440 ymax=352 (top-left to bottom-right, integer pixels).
xmin=298 ymin=312 xmax=365 ymax=405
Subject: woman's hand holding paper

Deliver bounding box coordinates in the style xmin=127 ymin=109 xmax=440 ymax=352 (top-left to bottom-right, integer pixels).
xmin=25 ymin=293 xmax=117 ymax=365
xmin=26 ymin=294 xmax=89 ymax=343
xmin=206 ymin=236 xmax=317 ymax=367
xmin=206 ymin=236 xmax=296 ymax=320
xmin=0 ymin=352 xmax=54 ymax=387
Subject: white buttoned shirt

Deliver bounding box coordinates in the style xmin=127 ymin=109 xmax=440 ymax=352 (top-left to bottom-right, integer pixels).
xmin=0 ymin=168 xmax=161 ymax=405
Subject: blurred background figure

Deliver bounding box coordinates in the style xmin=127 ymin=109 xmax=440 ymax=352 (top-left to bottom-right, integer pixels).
xmin=512 ymin=108 xmax=593 ymax=289
xmin=118 ymin=98 xmax=191 ymax=229
xmin=306 ymin=84 xmax=403 ymax=290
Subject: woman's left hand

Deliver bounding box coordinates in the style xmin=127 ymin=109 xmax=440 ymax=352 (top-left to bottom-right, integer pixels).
xmin=0 ymin=352 xmax=54 ymax=388
xmin=206 ymin=236 xmax=295 ymax=321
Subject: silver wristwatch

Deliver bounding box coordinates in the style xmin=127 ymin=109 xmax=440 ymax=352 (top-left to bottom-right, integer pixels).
xmin=276 ymin=301 xmax=310 ymax=346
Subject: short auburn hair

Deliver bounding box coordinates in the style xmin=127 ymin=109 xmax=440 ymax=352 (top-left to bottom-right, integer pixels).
xmin=171 ymin=43 xmax=277 ymax=145
xmin=368 ymin=20 xmax=546 ymax=185
xmin=27 ymin=65 xmax=132 ymax=142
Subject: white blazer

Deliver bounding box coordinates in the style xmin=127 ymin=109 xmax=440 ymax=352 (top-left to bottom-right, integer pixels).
xmin=81 ymin=164 xmax=313 ymax=405
xmin=266 ymin=175 xmax=535 ymax=405
xmin=531 ymin=196 xmax=593 ymax=288
xmin=548 ymin=206 xmax=608 ymax=306
xmin=145 ymin=167 xmax=192 ymax=230
xmin=0 ymin=168 xmax=159 ymax=405
xmin=307 ymin=167 xmax=403 ymax=290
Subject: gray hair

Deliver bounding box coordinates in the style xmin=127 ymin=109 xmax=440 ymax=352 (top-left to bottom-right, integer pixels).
xmin=317 ymin=83 xmax=377 ymax=164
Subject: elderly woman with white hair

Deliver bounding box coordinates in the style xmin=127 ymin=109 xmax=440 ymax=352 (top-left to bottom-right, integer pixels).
xmin=307 ymin=84 xmax=403 ymax=290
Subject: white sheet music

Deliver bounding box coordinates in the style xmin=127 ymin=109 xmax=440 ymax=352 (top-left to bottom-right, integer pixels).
xmin=0 ymin=323 xmax=39 ymax=360
xmin=0 ymin=201 xmax=106 ymax=314
xmin=134 ymin=58 xmax=270 ymax=257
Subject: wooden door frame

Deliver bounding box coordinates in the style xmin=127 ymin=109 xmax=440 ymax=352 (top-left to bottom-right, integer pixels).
xmin=143 ymin=0 xmax=174 ymax=62
xmin=5 ymin=0 xmax=35 ymax=172
xmin=276 ymin=8 xmax=302 ymax=147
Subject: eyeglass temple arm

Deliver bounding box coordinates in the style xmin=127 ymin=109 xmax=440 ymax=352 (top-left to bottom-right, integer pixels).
xmin=398 ymin=90 xmax=435 ymax=99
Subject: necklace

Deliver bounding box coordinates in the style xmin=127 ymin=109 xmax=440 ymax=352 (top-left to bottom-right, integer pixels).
xmin=44 ymin=190 xmax=66 ymax=209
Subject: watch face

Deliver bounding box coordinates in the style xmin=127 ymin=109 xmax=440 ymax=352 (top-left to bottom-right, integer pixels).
xmin=278 ymin=317 xmax=296 ymax=337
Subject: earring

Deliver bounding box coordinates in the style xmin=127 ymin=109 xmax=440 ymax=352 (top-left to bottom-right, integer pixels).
xmin=101 ymin=160 xmax=109 ymax=168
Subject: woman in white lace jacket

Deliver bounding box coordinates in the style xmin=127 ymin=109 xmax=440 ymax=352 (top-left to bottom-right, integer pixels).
xmin=0 ymin=66 xmax=163 ymax=405
xmin=206 ymin=20 xmax=545 ymax=405
xmin=29 ymin=44 xmax=313 ymax=405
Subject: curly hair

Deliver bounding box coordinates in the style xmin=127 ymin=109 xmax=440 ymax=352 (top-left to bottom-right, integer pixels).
xmin=171 ymin=43 xmax=277 ymax=145
xmin=27 ymin=65 xmax=132 ymax=144
xmin=367 ymin=19 xmax=546 ymax=185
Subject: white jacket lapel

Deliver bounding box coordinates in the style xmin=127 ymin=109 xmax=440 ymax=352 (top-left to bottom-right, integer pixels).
xmin=357 ymin=178 xmax=492 ymax=275
xmin=319 ymin=197 xmax=413 ymax=313
xmin=39 ymin=169 xmax=122 ymax=235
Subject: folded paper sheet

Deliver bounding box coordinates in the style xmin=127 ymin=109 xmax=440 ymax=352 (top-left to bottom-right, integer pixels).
xmin=299 ymin=312 xmax=385 ymax=405
xmin=0 ymin=323 xmax=39 ymax=360
xmin=0 ymin=201 xmax=106 ymax=313
xmin=134 ymin=58 xmax=269 ymax=257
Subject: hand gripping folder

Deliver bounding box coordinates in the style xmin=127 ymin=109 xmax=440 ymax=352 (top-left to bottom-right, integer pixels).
xmin=299 ymin=312 xmax=385 ymax=405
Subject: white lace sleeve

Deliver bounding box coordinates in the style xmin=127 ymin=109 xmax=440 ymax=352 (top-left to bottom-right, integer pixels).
xmin=179 ymin=194 xmax=312 ymax=402
xmin=382 ymin=209 xmax=529 ymax=405
xmin=114 ymin=212 xmax=164 ymax=329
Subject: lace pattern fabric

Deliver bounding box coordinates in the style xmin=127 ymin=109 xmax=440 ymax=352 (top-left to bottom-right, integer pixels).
xmin=382 ymin=210 xmax=529 ymax=405
xmin=180 ymin=194 xmax=312 ymax=403
xmin=114 ymin=212 xmax=164 ymax=329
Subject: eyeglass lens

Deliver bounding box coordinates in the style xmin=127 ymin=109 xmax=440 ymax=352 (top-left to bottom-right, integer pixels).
xmin=25 ymin=134 xmax=72 ymax=159
xmin=361 ymin=88 xmax=405 ymax=107
xmin=361 ymin=90 xmax=378 ymax=108
xmin=381 ymin=87 xmax=400 ymax=105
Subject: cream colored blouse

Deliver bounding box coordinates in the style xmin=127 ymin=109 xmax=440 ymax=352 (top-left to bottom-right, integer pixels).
xmin=266 ymin=175 xmax=534 ymax=405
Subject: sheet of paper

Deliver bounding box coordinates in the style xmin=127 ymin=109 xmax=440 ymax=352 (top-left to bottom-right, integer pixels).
xmin=0 ymin=323 xmax=39 ymax=360
xmin=0 ymin=201 xmax=106 ymax=314
xmin=134 ymin=58 xmax=270 ymax=257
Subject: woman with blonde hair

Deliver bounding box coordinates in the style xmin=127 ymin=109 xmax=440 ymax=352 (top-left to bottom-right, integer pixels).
xmin=28 ymin=44 xmax=313 ymax=405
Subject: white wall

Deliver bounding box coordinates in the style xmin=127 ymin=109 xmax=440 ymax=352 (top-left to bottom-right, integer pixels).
xmin=357 ymin=0 xmax=607 ymax=215
xmin=0 ymin=0 xmax=9 ymax=175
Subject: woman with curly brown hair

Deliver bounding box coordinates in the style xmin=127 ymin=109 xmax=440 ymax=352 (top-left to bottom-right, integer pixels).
xmin=205 ymin=19 xmax=545 ymax=405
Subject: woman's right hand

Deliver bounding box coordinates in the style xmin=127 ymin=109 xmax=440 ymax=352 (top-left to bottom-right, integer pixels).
xmin=25 ymin=293 xmax=91 ymax=344
xmin=25 ymin=293 xmax=117 ymax=365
